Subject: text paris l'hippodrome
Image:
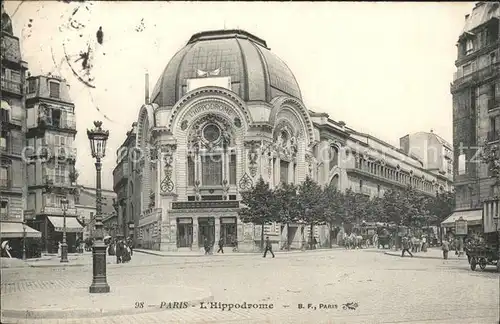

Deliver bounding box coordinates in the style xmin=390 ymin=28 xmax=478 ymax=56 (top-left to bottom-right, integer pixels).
xmin=135 ymin=301 xmax=359 ymax=311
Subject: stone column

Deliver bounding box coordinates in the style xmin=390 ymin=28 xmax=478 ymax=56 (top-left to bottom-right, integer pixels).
xmin=197 ymin=153 xmax=202 ymax=185
xmin=117 ymin=203 xmax=123 ymax=237
xmin=215 ymin=217 xmax=220 ymax=243
xmin=288 ymin=162 xmax=294 ymax=184
xmin=192 ymin=217 xmax=199 ymax=249
xmin=274 ymin=157 xmax=280 ymax=185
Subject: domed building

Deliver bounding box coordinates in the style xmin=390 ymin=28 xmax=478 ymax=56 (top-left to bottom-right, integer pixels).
xmin=130 ymin=29 xmax=452 ymax=252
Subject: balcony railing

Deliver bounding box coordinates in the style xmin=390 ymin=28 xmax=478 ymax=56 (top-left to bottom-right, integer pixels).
xmin=488 ymin=98 xmax=500 ymax=111
xmin=38 ymin=116 xmax=76 ymax=130
xmin=452 ymin=62 xmax=499 ymax=92
xmin=171 ymin=201 xmax=240 ymax=209
xmin=487 ymin=130 xmax=500 ymax=142
xmin=41 ymin=205 xmax=77 ymax=216
xmin=1 ymin=78 xmax=22 ymax=95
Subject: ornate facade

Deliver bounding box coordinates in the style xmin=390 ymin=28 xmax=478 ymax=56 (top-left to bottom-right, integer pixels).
xmin=131 ymin=30 xmax=453 ymax=251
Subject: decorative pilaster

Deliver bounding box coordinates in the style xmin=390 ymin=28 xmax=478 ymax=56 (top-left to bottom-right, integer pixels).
xmin=160 ymin=144 xmax=177 ymax=194
xmin=215 ymin=218 xmax=220 ymax=243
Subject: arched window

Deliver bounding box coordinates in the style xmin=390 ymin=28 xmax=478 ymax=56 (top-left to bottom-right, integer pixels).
xmin=329 ymin=146 xmax=339 ymax=170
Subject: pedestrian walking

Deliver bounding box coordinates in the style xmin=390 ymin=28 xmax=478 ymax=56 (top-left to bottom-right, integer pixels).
xmin=263 ymin=236 xmax=275 ymax=258
xmin=203 ymin=238 xmax=210 ymax=255
xmin=127 ymin=237 xmax=134 ymax=256
xmin=217 ymin=237 xmax=224 ymax=254
xmin=115 ymin=240 xmax=123 ymax=264
xmin=231 ymin=236 xmax=238 ymax=252
xmin=401 ymin=236 xmax=413 ymax=257
xmin=1 ymin=240 xmax=12 ymax=258
xmin=442 ymin=240 xmax=450 ymax=260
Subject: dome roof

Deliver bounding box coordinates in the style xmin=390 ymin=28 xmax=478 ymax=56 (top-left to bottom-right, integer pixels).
xmin=151 ymin=29 xmax=302 ymax=106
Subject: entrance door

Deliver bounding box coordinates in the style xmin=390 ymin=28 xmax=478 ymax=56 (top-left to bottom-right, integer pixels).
xmin=177 ymin=218 xmax=193 ymax=248
xmin=198 ymin=217 xmax=215 ymax=247
xmin=221 ymin=217 xmax=237 ymax=246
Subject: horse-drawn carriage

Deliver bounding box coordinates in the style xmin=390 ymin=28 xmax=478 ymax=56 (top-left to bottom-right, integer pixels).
xmin=466 ymin=199 xmax=500 ymax=272
xmin=466 ymin=243 xmax=500 ymax=272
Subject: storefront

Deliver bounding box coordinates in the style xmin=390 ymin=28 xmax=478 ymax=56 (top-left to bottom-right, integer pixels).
xmin=0 ymin=221 xmax=42 ymax=258
xmin=441 ymin=209 xmax=483 ymax=238
xmin=220 ymin=217 xmax=237 ymax=246
xmin=176 ymin=217 xmax=193 ymax=248
xmin=46 ymin=216 xmax=83 ymax=253
xmin=198 ymin=217 xmax=215 ymax=246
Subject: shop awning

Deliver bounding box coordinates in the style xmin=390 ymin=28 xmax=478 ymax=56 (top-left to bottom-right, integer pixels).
xmin=0 ymin=222 xmax=41 ymax=238
xmin=48 ymin=216 xmax=83 ymax=233
xmin=441 ymin=209 xmax=482 ymax=228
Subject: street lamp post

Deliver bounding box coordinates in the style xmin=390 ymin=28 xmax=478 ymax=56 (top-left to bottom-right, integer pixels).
xmin=493 ymin=215 xmax=499 ymax=261
xmin=22 ymin=221 xmax=26 ymax=260
xmin=87 ymin=120 xmax=110 ymax=294
xmin=60 ymin=198 xmax=69 ymax=263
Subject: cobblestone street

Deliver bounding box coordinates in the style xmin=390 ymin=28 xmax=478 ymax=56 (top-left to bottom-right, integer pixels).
xmin=1 ymin=249 xmax=499 ymax=323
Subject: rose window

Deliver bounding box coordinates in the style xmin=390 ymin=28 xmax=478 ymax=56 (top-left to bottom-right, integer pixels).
xmin=203 ymin=124 xmax=221 ymax=142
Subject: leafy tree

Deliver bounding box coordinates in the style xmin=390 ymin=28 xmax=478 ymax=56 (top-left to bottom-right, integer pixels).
xmin=343 ymin=188 xmax=371 ymax=226
xmin=382 ymin=187 xmax=404 ymax=224
xmin=238 ymin=177 xmax=278 ymax=251
xmin=274 ymin=182 xmax=300 ymax=250
xmin=323 ymin=182 xmax=345 ymax=247
xmin=427 ymin=189 xmax=455 ymax=225
xmin=366 ymin=196 xmax=385 ymax=223
xmin=297 ymin=176 xmax=325 ymax=249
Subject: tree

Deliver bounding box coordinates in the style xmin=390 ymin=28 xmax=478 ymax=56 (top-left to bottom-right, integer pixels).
xmin=428 ymin=190 xmax=455 ymax=225
xmin=274 ymin=182 xmax=300 ymax=250
xmin=382 ymin=187 xmax=404 ymax=225
xmin=297 ymin=176 xmax=325 ymax=249
xmin=238 ymin=177 xmax=278 ymax=251
xmin=323 ymin=182 xmax=345 ymax=247
xmin=366 ymin=196 xmax=385 ymax=223
xmin=343 ymin=188 xmax=371 ymax=226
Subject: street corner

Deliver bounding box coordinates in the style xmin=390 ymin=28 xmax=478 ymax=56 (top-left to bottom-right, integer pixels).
xmin=0 ymin=284 xmax=214 ymax=319
xmin=383 ymin=249 xmax=463 ymax=261
xmin=1 ymin=257 xmax=33 ymax=269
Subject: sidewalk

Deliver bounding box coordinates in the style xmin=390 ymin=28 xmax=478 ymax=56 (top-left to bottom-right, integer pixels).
xmin=384 ymin=248 xmax=465 ymax=260
xmin=135 ymin=246 xmax=342 ymax=257
xmin=1 ymin=284 xmax=213 ymax=319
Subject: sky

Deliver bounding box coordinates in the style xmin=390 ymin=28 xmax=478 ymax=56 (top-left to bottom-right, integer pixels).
xmin=5 ymin=1 xmax=475 ymax=190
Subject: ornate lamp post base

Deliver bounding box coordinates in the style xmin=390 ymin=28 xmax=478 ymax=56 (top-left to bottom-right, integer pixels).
xmin=89 ymin=241 xmax=110 ymax=293
xmin=60 ymin=243 xmax=69 ymax=263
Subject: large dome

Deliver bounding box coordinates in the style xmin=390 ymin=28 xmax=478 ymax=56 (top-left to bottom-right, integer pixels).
xmin=150 ymin=29 xmax=302 ymax=106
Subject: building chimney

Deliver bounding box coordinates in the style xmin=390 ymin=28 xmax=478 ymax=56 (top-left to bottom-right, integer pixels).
xmin=145 ymin=71 xmax=150 ymax=104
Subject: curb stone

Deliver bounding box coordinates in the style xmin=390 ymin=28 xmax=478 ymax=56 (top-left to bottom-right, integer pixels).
xmin=384 ymin=251 xmax=462 ymax=261
xmin=135 ymin=246 xmax=342 ymax=257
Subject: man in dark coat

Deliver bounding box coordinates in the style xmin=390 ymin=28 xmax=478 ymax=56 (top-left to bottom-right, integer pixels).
xmin=203 ymin=238 xmax=210 ymax=255
xmin=217 ymin=237 xmax=224 ymax=254
xmin=401 ymin=236 xmax=413 ymax=257
xmin=115 ymin=240 xmax=123 ymax=264
xmin=263 ymin=236 xmax=275 ymax=258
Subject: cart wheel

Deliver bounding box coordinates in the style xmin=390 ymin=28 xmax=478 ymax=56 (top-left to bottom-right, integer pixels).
xmin=470 ymin=257 xmax=477 ymax=271
xmin=479 ymin=258 xmax=487 ymax=270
